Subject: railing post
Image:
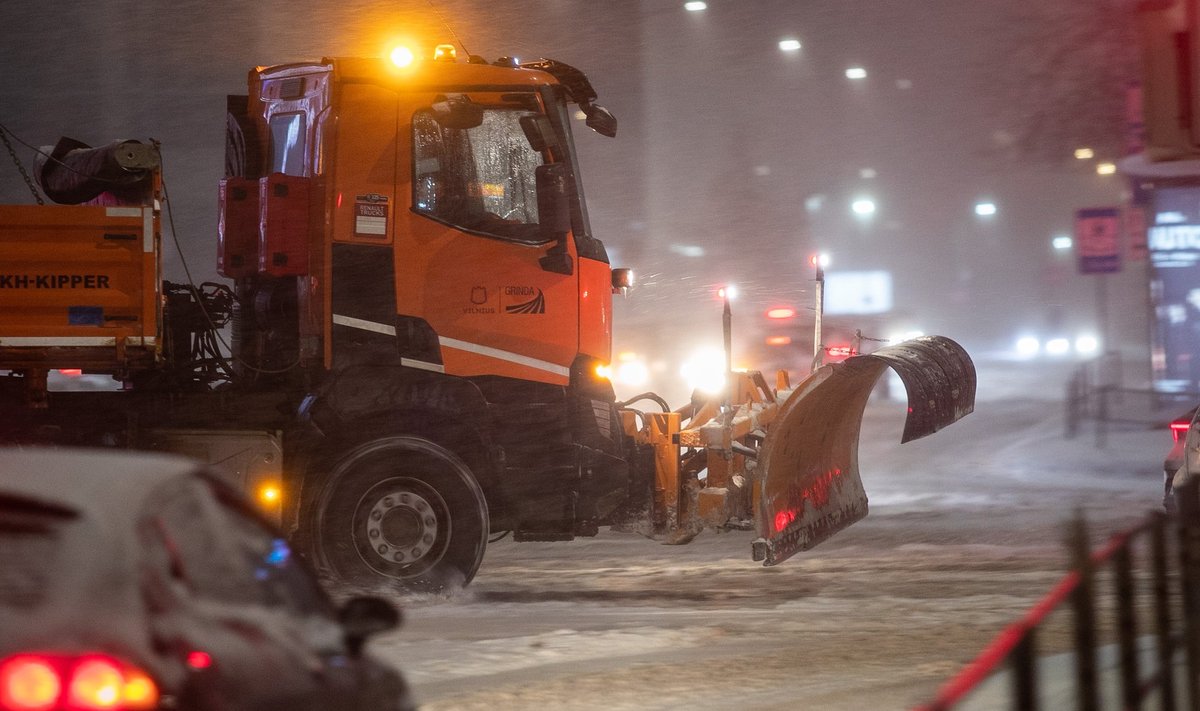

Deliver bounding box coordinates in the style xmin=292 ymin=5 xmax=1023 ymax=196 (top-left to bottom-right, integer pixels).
xmin=1177 ymin=477 xmax=1200 ymax=711
xmin=1011 ymin=629 xmax=1039 ymax=711
xmin=1115 ymin=543 xmax=1140 ymax=709
xmin=1069 ymin=512 xmax=1100 ymax=711
xmin=1066 ymin=371 xmax=1080 ymax=439
xmin=1152 ymin=512 xmax=1177 ymax=711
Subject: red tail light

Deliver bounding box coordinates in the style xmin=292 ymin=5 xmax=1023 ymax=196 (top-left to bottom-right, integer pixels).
xmin=1172 ymin=421 xmax=1190 ymax=443
xmin=0 ymin=654 xmax=158 ymax=711
xmin=0 ymin=656 xmax=59 ymax=710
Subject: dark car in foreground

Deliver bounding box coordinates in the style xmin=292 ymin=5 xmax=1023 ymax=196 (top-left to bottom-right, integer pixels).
xmin=0 ymin=448 xmax=412 ymax=711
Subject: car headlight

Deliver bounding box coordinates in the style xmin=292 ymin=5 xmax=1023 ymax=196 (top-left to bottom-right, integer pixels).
xmin=1015 ymin=336 xmax=1040 ymax=357
xmin=1074 ymin=335 xmax=1099 ymax=355
xmin=1045 ymin=337 xmax=1071 ymax=356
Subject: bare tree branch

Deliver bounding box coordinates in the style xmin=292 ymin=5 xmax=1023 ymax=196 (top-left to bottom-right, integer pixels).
xmin=990 ymin=0 xmax=1141 ymax=164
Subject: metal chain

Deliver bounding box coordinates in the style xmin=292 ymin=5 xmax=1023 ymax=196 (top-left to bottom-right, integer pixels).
xmin=0 ymin=126 xmax=44 ymax=205
xmin=854 ymin=329 xmax=890 ymax=343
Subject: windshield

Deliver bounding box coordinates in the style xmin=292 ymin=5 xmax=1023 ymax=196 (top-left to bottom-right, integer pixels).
xmin=413 ymin=107 xmax=545 ymax=242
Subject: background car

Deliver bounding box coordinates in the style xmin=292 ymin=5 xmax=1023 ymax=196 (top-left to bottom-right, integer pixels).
xmin=0 ymin=448 xmax=412 ymax=711
xmin=1164 ymin=405 xmax=1198 ymax=513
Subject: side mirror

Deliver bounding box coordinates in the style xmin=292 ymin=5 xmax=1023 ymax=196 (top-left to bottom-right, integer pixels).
xmin=611 ymin=268 xmax=634 ymax=294
xmin=583 ymin=104 xmax=618 ymax=138
xmin=535 ymin=163 xmax=574 ymax=275
xmin=339 ymin=596 xmax=401 ymax=657
xmin=431 ymin=95 xmax=484 ymax=130
xmin=520 ymin=115 xmax=559 ymax=152
xmin=535 ymin=162 xmax=571 ymax=235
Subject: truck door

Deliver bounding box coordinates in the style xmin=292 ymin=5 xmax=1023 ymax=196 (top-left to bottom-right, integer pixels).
xmin=326 ymin=83 xmax=400 ymax=366
xmin=397 ymin=91 xmax=578 ymax=386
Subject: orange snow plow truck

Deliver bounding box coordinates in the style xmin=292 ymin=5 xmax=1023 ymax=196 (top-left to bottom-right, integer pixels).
xmin=0 ymin=45 xmax=975 ymax=592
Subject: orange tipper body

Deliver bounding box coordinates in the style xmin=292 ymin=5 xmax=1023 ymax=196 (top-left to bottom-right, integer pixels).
xmin=0 ymin=137 xmax=162 ymax=393
xmin=0 ymin=206 xmax=160 ymax=380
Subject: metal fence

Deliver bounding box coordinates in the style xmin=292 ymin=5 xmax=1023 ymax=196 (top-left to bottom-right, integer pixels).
xmin=914 ymin=478 xmax=1200 ymax=711
xmin=1065 ymin=355 xmax=1197 ymax=445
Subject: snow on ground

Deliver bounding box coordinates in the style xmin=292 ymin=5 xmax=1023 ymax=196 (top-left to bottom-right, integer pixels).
xmin=361 ymin=358 xmax=1169 ymax=710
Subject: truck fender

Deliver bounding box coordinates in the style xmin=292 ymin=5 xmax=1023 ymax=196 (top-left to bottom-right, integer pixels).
xmin=303 ymin=365 xmax=491 ymax=434
xmin=288 ymin=366 xmax=498 ymax=538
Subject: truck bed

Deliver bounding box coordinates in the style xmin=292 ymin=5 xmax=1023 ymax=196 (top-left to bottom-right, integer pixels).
xmin=0 ymin=204 xmax=159 ymax=372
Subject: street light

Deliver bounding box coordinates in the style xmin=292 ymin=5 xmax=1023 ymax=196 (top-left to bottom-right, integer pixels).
xmin=1096 ymin=162 xmax=1116 ymax=175
xmin=851 ymin=198 xmax=876 ymax=216
xmin=845 ymin=67 xmax=867 ymax=79
xmin=1074 ymin=147 xmax=1094 ymax=160
xmin=779 ymin=38 xmax=802 ymax=52
xmin=1052 ymin=235 xmax=1073 ymax=250
xmin=974 ymin=201 xmax=997 ymax=217
xmin=684 ymin=1 xmax=706 ymax=10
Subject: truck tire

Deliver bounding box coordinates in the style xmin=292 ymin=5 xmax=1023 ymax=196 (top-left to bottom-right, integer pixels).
xmin=313 ymin=436 xmax=488 ymax=593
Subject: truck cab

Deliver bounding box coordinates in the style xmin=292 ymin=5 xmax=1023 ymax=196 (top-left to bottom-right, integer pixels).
xmin=219 ymin=47 xmax=632 ymax=591
xmin=223 ymin=51 xmax=616 ymax=386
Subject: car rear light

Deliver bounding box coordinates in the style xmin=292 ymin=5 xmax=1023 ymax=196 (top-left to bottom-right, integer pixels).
xmin=0 ymin=654 xmax=158 ymax=711
xmin=1172 ymin=421 xmax=1190 ymax=443
xmin=0 ymin=656 xmax=59 ymax=710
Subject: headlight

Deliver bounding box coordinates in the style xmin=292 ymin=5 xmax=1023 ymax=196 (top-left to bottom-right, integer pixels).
xmin=614 ymin=352 xmax=649 ymax=388
xmin=1075 ymin=335 xmax=1099 ymax=355
xmin=1045 ymin=337 xmax=1071 ymax=356
xmin=681 ymin=347 xmax=726 ymax=394
xmin=1015 ymin=336 xmax=1040 ymax=358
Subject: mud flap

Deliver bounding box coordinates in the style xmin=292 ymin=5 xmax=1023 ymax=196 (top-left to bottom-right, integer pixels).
xmin=752 ymin=336 xmax=976 ymax=566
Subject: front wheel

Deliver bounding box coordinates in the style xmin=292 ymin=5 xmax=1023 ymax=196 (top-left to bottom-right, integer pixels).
xmin=312 ymin=436 xmax=489 ymax=593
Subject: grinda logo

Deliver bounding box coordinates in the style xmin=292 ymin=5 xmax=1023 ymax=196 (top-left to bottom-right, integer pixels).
xmin=504 ymin=287 xmax=545 ymax=314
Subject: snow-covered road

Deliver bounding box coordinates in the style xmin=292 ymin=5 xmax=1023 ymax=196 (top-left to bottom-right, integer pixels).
xmin=364 ymin=359 xmax=1168 ymax=709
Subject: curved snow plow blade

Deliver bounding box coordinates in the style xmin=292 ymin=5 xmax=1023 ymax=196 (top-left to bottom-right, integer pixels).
xmin=751 ymin=336 xmax=975 ymax=566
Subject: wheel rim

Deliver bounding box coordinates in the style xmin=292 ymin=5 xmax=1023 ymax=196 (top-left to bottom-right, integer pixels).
xmin=351 ymin=477 xmax=451 ymax=578
xmin=314 ymin=435 xmax=491 ymax=590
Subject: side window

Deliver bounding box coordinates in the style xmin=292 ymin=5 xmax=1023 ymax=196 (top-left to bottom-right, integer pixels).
xmin=141 ymin=481 xmax=244 ymax=602
xmin=412 ymin=109 xmax=543 ymax=242
xmin=269 ymin=112 xmax=307 ymax=176
xmin=210 ymin=492 xmax=330 ymax=618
